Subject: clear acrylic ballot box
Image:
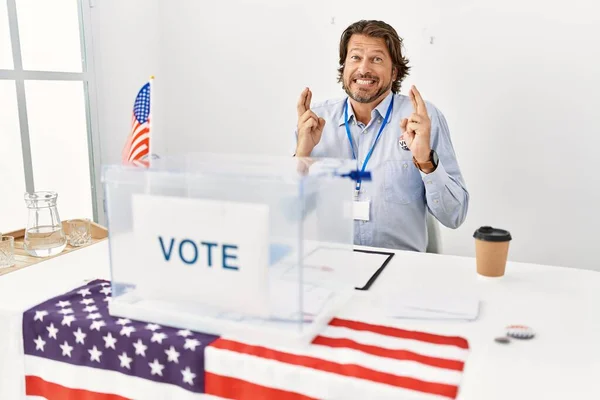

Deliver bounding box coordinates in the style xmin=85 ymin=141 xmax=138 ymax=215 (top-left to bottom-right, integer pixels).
xmin=102 ymin=154 xmax=357 ymax=346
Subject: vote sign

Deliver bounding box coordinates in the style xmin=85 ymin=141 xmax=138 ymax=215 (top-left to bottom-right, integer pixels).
xmin=131 ymin=194 xmax=270 ymax=317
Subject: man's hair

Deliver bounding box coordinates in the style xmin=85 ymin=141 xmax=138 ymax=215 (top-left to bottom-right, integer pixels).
xmin=337 ymin=20 xmax=410 ymax=94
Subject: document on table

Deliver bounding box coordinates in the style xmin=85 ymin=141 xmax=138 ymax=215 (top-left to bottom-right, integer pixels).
xmin=380 ymin=290 xmax=480 ymax=321
xmin=281 ymin=247 xmax=392 ymax=290
xmin=217 ymin=279 xmax=339 ymax=325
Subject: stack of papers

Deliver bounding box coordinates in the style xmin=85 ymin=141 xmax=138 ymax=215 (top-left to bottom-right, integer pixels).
xmin=381 ymin=290 xmax=480 ymax=321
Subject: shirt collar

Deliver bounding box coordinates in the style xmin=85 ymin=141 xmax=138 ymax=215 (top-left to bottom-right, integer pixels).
xmin=338 ymin=91 xmax=394 ymax=127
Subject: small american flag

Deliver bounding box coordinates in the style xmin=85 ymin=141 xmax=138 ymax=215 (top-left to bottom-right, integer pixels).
xmin=22 ymin=280 xmax=469 ymax=399
xmin=122 ymin=79 xmax=152 ymax=168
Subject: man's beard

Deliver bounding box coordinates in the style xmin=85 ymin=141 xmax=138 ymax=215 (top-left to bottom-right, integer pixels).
xmin=344 ymin=74 xmax=392 ymax=104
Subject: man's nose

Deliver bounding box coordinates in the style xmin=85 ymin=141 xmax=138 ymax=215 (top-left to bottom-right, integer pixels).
xmin=357 ymin=59 xmax=372 ymax=75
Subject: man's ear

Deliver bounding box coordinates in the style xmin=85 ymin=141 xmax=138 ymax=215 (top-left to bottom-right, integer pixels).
xmin=392 ymin=66 xmax=398 ymax=81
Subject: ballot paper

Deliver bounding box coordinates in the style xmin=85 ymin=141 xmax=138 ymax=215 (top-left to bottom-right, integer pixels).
xmin=381 ymin=290 xmax=480 ymax=321
xmin=280 ymin=247 xmax=391 ymax=290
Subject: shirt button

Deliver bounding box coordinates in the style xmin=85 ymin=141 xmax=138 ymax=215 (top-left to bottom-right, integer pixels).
xmin=427 ymin=180 xmax=433 ymax=184
xmin=434 ymin=199 xmax=439 ymax=204
xmin=402 ymin=163 xmax=408 ymax=169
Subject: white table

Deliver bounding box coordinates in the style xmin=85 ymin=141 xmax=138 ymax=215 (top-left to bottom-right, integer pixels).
xmin=0 ymin=243 xmax=111 ymax=400
xmin=352 ymin=248 xmax=600 ymax=399
xmin=1 ymin=241 xmax=599 ymax=399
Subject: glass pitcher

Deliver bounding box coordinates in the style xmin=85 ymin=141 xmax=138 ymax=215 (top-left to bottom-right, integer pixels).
xmin=24 ymin=191 xmax=67 ymax=257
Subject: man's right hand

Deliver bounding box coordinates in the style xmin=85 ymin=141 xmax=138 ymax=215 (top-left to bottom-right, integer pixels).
xmin=295 ymin=87 xmax=326 ymax=157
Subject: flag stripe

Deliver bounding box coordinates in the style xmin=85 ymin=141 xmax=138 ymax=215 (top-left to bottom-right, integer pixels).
xmin=329 ymin=319 xmax=469 ymax=349
xmin=128 ymin=132 xmax=149 ymax=157
xmin=131 ymin=120 xmax=146 ymax=139
xmin=321 ymin=325 xmax=468 ymax=361
xmin=123 ymin=121 xmax=148 ymax=163
xmin=131 ymin=128 xmax=149 ymax=147
xmin=129 ymin=146 xmax=148 ymax=163
xmin=205 ymin=372 xmax=317 ymax=400
xmin=129 ymin=141 xmax=149 ymax=162
xmin=206 ymin=346 xmax=455 ymax=400
xmin=209 ymin=339 xmax=459 ymax=398
xmin=129 ymin=136 xmax=149 ymax=156
xmin=130 ymin=124 xmax=148 ymax=147
xmin=24 ymin=356 xmax=210 ymax=400
xmin=220 ymin=332 xmax=462 ymax=385
xmin=313 ymin=336 xmax=465 ymax=371
xmin=26 ymin=375 xmax=130 ymax=400
xmin=132 ymin=125 xmax=150 ymax=144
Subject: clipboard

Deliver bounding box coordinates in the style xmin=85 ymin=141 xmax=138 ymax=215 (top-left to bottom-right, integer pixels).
xmin=297 ymin=246 xmax=395 ymax=292
xmin=353 ymin=248 xmax=395 ymax=291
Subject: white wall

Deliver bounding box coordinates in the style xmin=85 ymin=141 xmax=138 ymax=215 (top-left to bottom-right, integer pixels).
xmin=91 ymin=0 xmax=600 ymax=271
xmin=89 ymin=0 xmax=162 ymax=165
xmin=89 ymin=0 xmax=163 ymax=225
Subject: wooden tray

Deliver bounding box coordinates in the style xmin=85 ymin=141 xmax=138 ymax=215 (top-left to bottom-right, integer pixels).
xmin=0 ymin=220 xmax=108 ymax=277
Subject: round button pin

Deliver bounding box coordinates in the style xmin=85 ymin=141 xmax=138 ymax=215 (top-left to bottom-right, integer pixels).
xmin=506 ymin=325 xmax=535 ymax=340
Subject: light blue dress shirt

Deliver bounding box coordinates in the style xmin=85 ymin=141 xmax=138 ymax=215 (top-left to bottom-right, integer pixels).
xmin=296 ymin=92 xmax=469 ymax=252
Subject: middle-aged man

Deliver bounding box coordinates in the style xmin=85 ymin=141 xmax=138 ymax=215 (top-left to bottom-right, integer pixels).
xmin=294 ymin=20 xmax=469 ymax=252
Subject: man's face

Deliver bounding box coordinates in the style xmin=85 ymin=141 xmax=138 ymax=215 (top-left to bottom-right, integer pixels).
xmin=342 ymin=34 xmax=396 ymax=104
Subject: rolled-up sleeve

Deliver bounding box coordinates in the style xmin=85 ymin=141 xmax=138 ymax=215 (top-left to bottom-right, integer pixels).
xmin=420 ymin=106 xmax=469 ymax=228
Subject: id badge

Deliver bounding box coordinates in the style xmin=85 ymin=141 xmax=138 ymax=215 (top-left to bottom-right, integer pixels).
xmin=353 ymin=200 xmax=370 ymax=221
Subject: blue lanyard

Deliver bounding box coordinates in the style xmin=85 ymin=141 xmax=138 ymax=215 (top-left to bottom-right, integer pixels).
xmin=344 ymin=96 xmax=394 ymax=195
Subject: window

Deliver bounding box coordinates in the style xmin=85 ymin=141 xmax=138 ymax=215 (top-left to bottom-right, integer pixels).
xmin=0 ymin=0 xmax=99 ymax=233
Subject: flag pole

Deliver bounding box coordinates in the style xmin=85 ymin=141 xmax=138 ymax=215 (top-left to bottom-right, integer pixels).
xmin=148 ymin=75 xmax=155 ymax=167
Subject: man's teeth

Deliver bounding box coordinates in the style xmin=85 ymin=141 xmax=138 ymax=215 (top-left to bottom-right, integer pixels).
xmin=356 ymin=79 xmax=375 ymax=84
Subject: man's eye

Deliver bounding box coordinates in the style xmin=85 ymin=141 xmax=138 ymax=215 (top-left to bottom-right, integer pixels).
xmin=350 ymin=55 xmax=360 ymax=61
xmin=374 ymin=57 xmax=382 ymax=62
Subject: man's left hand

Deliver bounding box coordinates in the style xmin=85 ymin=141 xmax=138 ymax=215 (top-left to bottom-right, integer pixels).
xmin=400 ymin=85 xmax=431 ymax=163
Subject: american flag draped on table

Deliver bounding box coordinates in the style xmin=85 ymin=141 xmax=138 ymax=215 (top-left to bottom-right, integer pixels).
xmin=121 ymin=79 xmax=152 ymax=168
xmin=22 ymin=280 xmax=469 ymax=400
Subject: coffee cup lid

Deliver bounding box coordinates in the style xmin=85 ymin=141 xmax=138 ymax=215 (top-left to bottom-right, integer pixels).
xmin=473 ymin=226 xmax=512 ymax=242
